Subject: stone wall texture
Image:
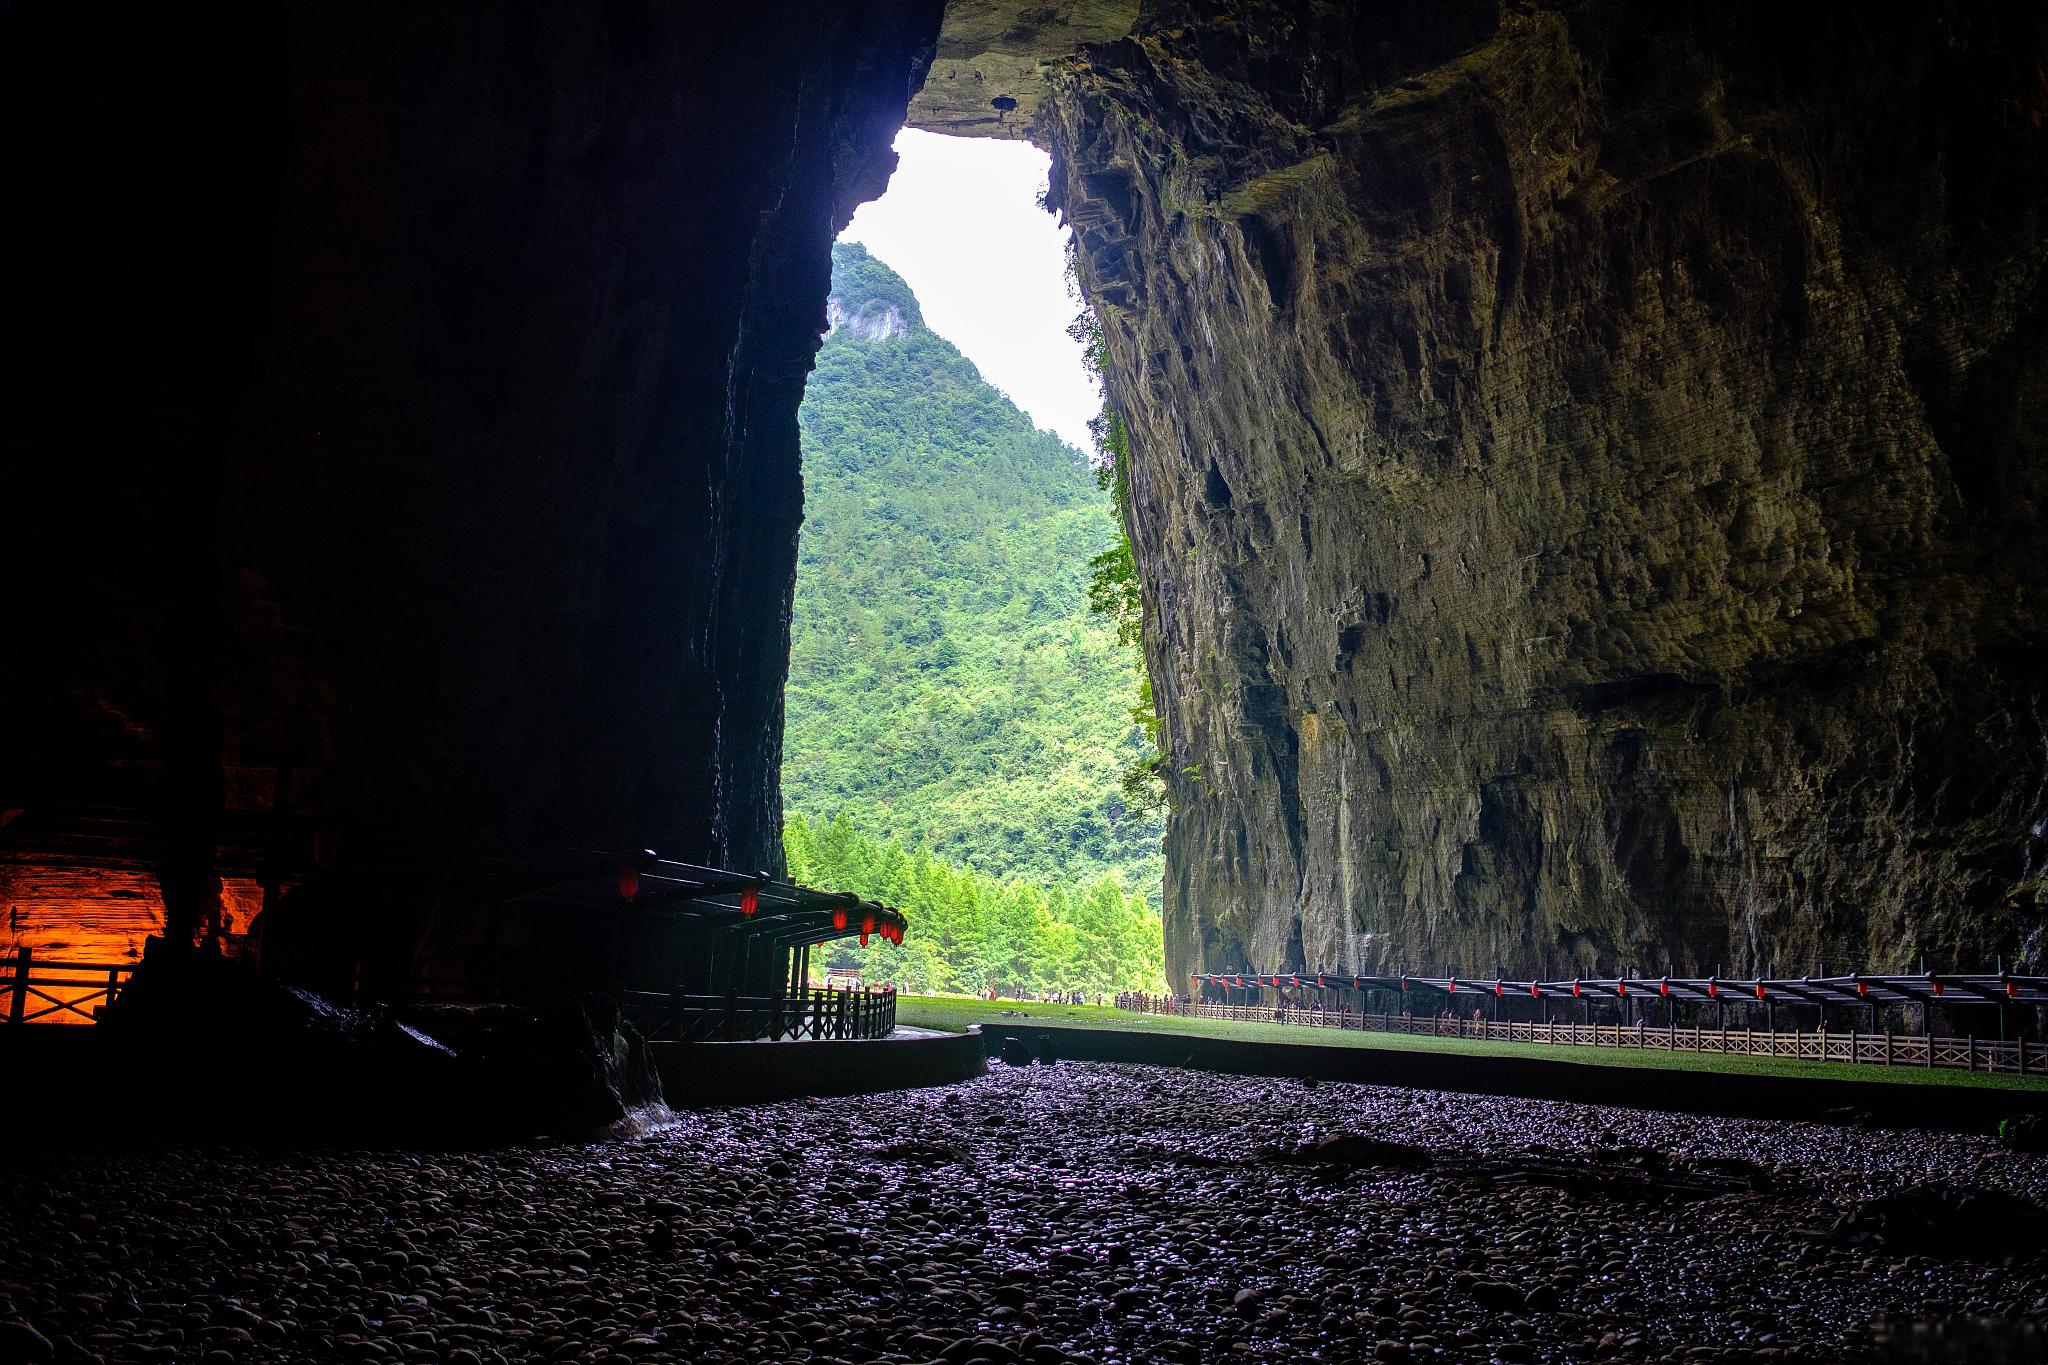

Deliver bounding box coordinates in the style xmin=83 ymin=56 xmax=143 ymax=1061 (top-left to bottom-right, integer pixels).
xmin=5 ymin=3 xmax=940 ymax=878
xmin=1037 ymin=1 xmax=2048 ymax=982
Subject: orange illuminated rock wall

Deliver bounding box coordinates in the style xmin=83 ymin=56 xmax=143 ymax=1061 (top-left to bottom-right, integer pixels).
xmin=0 ymin=869 xmax=262 ymax=1022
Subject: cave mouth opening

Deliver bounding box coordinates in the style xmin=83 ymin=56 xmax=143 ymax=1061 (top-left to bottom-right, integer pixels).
xmin=779 ymin=129 xmax=1168 ymax=1005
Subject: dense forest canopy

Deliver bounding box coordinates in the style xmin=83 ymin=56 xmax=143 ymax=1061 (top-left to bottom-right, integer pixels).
xmin=786 ymin=242 xmax=1164 ymax=993
xmin=786 ymin=813 xmax=1161 ymax=996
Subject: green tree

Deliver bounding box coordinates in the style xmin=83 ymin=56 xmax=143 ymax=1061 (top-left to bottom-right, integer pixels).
xmin=784 ymin=810 xmax=1164 ymax=994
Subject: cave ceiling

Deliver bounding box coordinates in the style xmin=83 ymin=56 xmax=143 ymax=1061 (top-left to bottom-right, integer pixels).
xmin=906 ymin=0 xmax=1134 ymax=137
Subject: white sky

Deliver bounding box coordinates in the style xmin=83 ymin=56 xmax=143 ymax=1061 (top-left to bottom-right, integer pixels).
xmin=841 ymin=129 xmax=1100 ymax=454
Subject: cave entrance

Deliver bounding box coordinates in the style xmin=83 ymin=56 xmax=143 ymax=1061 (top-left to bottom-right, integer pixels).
xmin=779 ymin=129 xmax=1166 ymax=1005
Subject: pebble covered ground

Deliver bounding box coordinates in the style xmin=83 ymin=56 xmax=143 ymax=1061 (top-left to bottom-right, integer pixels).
xmin=3 ymin=1062 xmax=2046 ymax=1365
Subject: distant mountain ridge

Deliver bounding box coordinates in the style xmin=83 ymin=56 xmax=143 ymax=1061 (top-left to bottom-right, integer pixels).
xmin=784 ymin=241 xmax=1164 ymax=900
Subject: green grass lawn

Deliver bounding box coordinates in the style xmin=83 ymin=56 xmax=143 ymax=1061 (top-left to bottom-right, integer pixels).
xmin=898 ymin=994 xmax=2048 ymax=1094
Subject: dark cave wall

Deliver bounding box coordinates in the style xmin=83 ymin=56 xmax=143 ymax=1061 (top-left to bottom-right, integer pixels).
xmin=4 ymin=3 xmax=941 ymax=875
xmin=1038 ymin=1 xmax=2048 ymax=983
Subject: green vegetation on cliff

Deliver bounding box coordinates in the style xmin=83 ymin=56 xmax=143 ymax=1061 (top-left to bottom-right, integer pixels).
xmin=784 ymin=242 xmax=1164 ymax=990
xmin=1068 ymin=241 xmax=1167 ymax=818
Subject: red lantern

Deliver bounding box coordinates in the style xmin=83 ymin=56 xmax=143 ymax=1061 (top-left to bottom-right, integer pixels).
xmin=1931 ymin=978 xmax=1945 ymax=997
xmin=832 ymin=907 xmax=848 ymax=931
xmin=1856 ymin=980 xmax=1867 ymax=998
xmin=1755 ymin=983 xmax=1767 ymax=1000
xmin=1659 ymin=979 xmax=1670 ymax=997
xmin=618 ymin=864 xmax=639 ymax=902
xmin=740 ymin=886 xmax=758 ymax=917
xmin=1707 ymin=981 xmax=1719 ymax=998
xmin=1530 ymin=982 xmax=1539 ymax=998
xmin=1291 ymin=976 xmax=1301 ymax=988
xmin=1399 ymin=977 xmax=1409 ymax=993
xmin=1617 ymin=981 xmax=1627 ymax=998
xmin=2007 ymin=981 xmax=2019 ymax=999
xmin=1571 ymin=981 xmax=1581 ymax=998
xmin=862 ymin=914 xmax=875 ymax=937
xmin=1493 ymin=981 xmax=1503 ymax=997
xmin=1446 ymin=977 xmax=1457 ymax=993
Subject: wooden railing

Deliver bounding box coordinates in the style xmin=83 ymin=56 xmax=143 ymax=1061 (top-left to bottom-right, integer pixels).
xmin=4 ymin=947 xmax=135 ymax=1025
xmin=1 ymin=946 xmax=899 ymax=1044
xmin=620 ymin=985 xmax=897 ymax=1043
xmin=1114 ymin=994 xmax=2042 ymax=1077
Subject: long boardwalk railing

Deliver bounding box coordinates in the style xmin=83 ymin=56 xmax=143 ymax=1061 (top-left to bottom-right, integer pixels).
xmin=620 ymin=985 xmax=897 ymax=1043
xmin=1116 ymin=994 xmax=2042 ymax=1076
xmin=2 ymin=944 xmax=897 ymax=1042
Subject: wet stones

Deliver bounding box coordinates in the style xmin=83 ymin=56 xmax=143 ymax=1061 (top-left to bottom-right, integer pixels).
xmin=1466 ymin=1280 xmax=1526 ymax=1311
xmin=0 ymin=1322 xmax=54 ymax=1365
xmin=1819 ymin=1183 xmax=2048 ymax=1259
xmin=0 ymin=1065 xmax=2043 ymax=1363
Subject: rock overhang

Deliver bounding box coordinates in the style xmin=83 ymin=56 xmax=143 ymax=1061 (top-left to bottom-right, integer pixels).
xmin=906 ymin=0 xmax=1136 ymax=139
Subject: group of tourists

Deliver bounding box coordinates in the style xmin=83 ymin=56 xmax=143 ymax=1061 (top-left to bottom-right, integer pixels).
xmin=976 ymin=986 xmax=1100 ymax=1005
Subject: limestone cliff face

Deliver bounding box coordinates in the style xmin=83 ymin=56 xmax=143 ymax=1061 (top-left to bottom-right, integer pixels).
xmin=5 ymin=4 xmax=940 ymax=878
xmin=1039 ymin=2 xmax=2048 ymax=981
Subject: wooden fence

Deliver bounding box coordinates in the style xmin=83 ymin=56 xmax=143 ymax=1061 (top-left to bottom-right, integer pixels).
xmin=620 ymin=985 xmax=897 ymax=1043
xmin=1 ymin=945 xmax=897 ymax=1043
xmin=4 ymin=947 xmax=135 ymax=1025
xmin=1116 ymin=994 xmax=2040 ymax=1076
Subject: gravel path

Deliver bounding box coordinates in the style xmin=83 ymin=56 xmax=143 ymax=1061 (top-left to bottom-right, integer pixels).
xmin=3 ymin=1062 xmax=2045 ymax=1364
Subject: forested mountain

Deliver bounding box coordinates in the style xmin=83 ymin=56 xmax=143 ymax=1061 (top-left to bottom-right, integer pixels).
xmin=784 ymin=242 xmax=1164 ymax=990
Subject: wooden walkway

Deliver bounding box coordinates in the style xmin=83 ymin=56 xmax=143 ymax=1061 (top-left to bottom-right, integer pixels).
xmin=1118 ymin=995 xmax=2043 ymax=1077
